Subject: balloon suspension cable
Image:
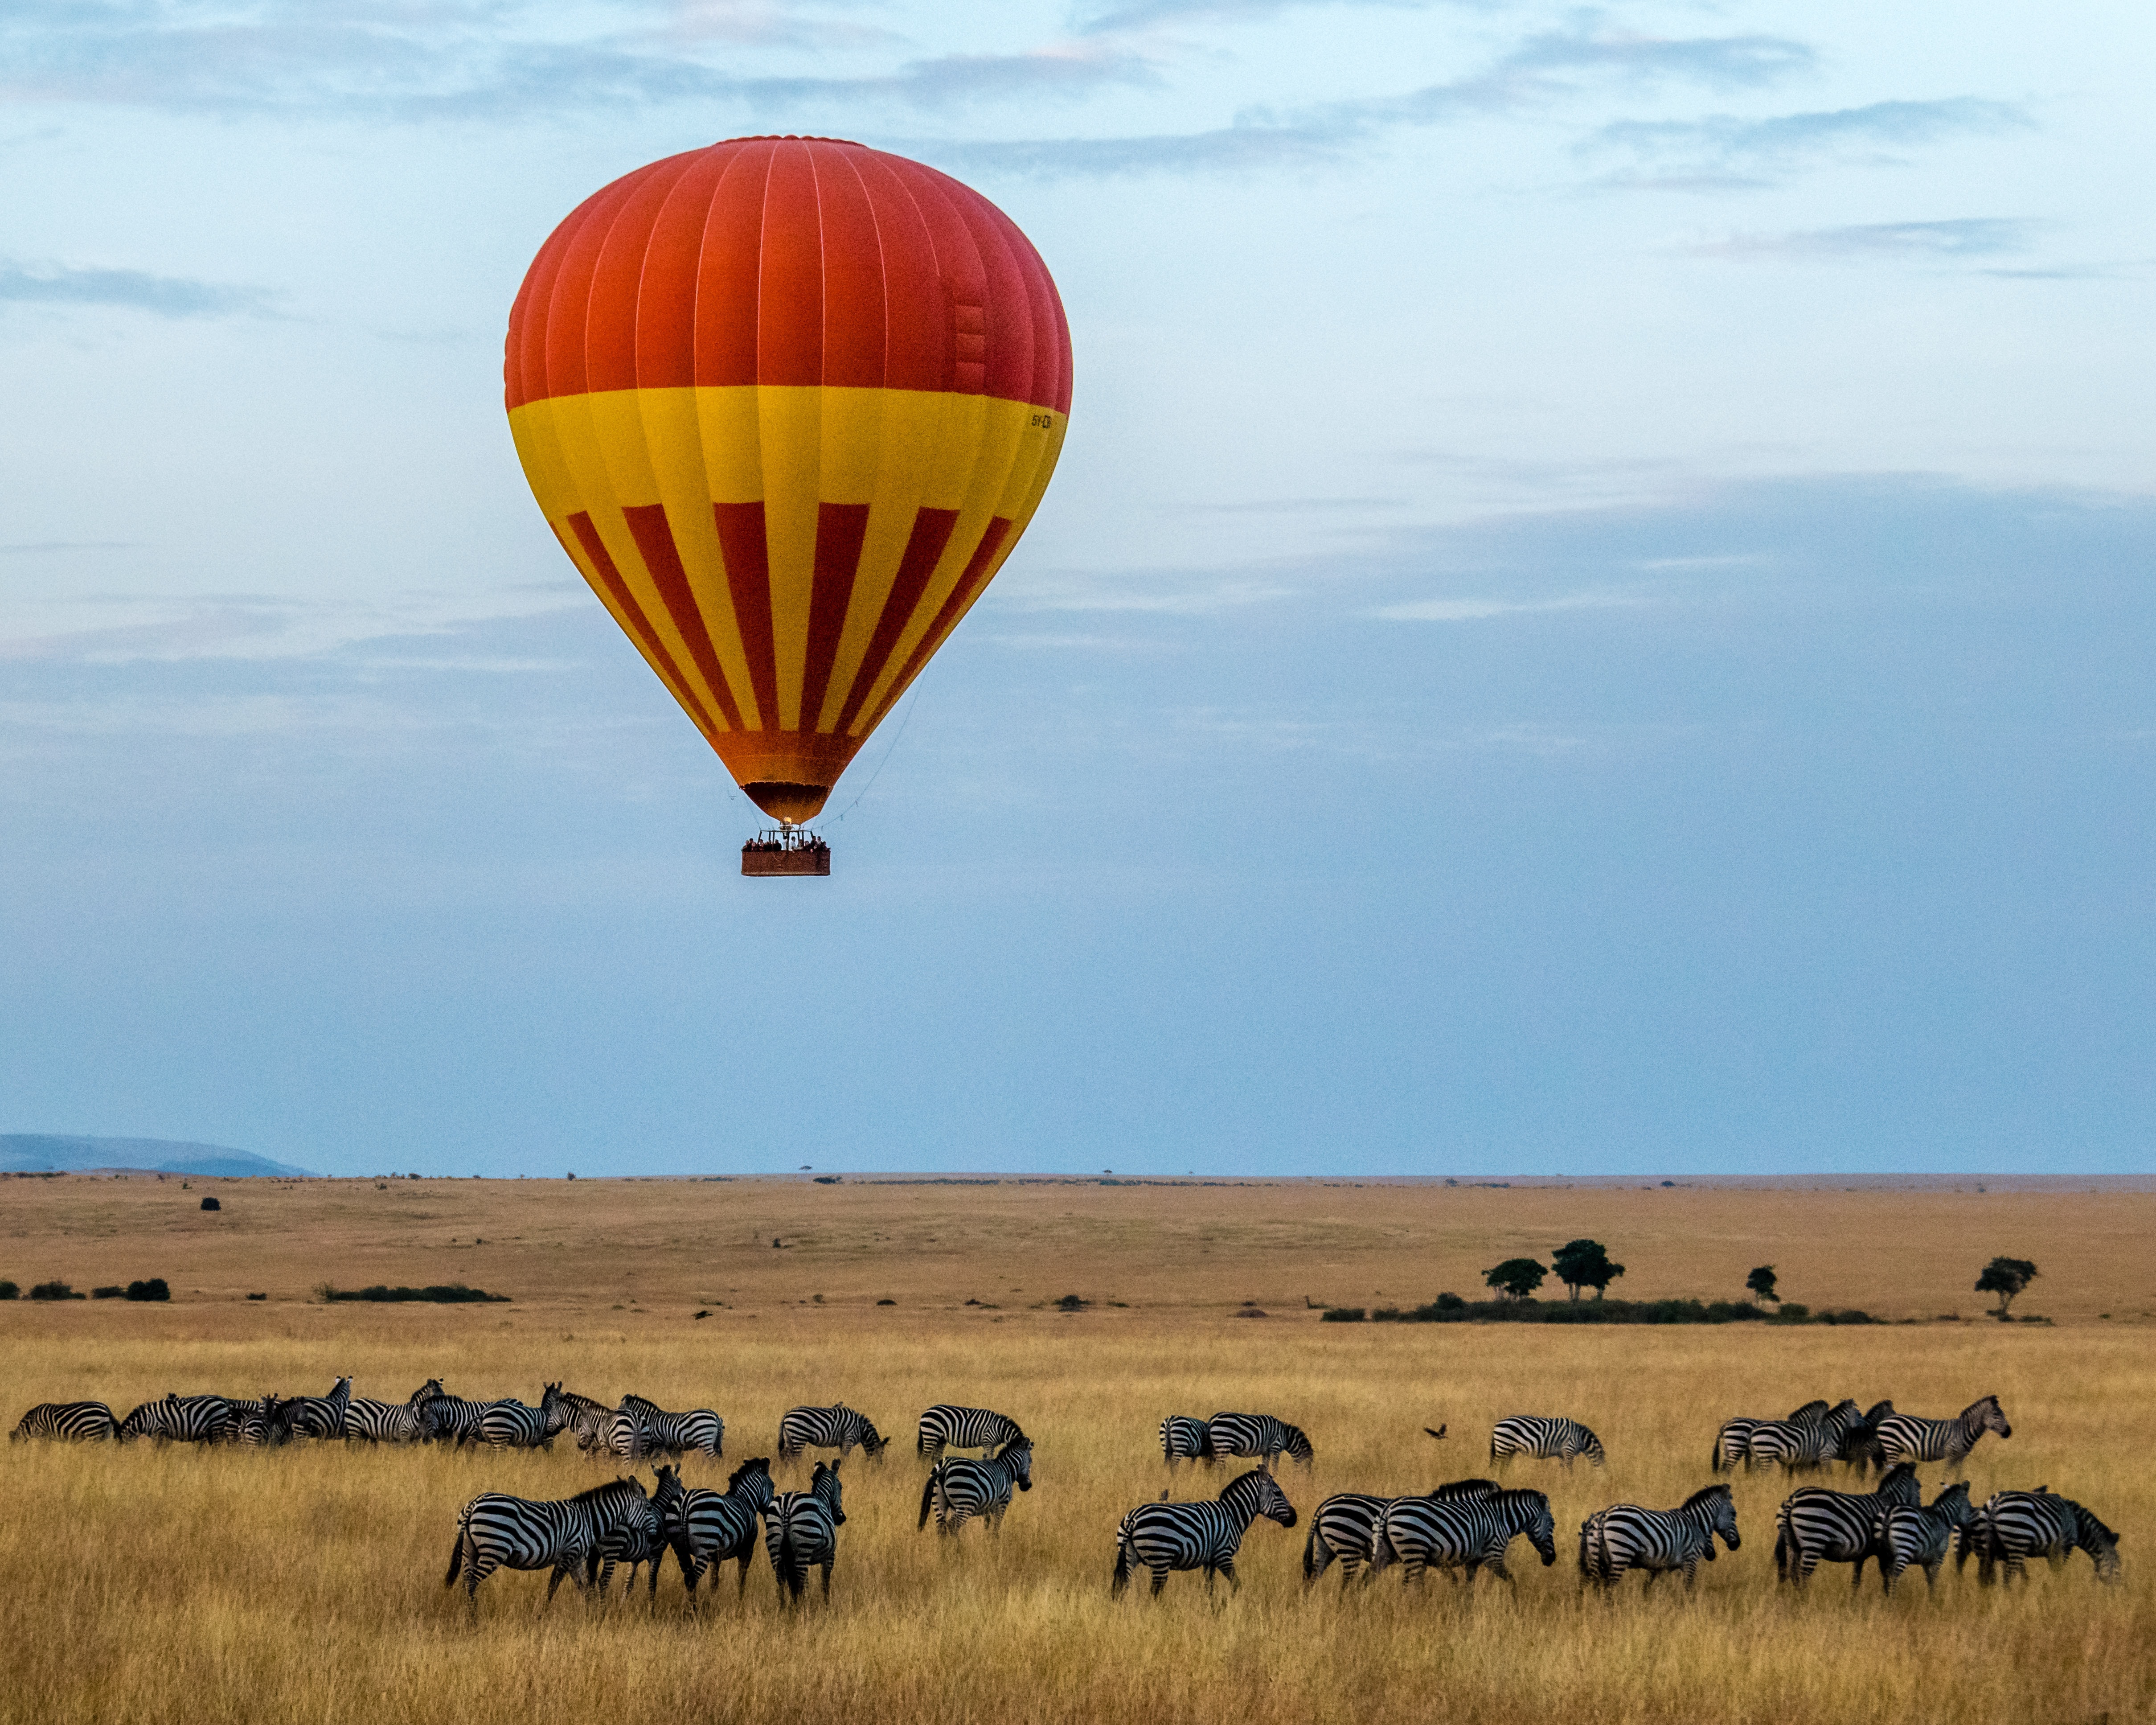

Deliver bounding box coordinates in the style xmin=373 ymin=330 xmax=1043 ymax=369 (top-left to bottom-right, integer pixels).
xmin=829 ymin=682 xmax=925 ymax=826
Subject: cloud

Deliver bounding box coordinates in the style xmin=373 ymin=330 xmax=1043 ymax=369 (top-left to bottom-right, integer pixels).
xmin=1585 ymin=97 xmax=2029 ymax=189
xmin=1693 ymin=218 xmax=2044 ymax=263
xmin=0 ymin=260 xmax=280 ymax=318
xmin=1370 ymin=591 xmax=1650 ymax=622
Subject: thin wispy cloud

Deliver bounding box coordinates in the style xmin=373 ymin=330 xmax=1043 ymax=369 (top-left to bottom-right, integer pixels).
xmin=1694 ymin=217 xmax=2043 ymax=263
xmin=0 ymin=260 xmax=280 ymax=318
xmin=1585 ymin=97 xmax=2028 ymax=189
xmin=1371 ymin=591 xmax=1650 ymax=622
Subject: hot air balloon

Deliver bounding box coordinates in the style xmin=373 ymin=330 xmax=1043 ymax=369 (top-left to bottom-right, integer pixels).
xmin=504 ymin=136 xmax=1072 ymax=875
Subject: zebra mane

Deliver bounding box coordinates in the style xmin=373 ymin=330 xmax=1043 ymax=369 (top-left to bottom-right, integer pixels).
xmin=1495 ymin=1487 xmax=1549 ymax=1511
xmin=1965 ymin=1393 xmax=2004 ymax=1418
xmin=2072 ymin=1502 xmax=2119 ymax=1546
xmin=1681 ymin=1484 xmax=1733 ymax=1513
xmin=1787 ymin=1399 xmax=1829 ymax=1421
xmin=725 ymin=1457 xmax=772 ymax=1494
xmin=1428 ymin=1478 xmax=1500 ymax=1500
xmin=1860 ymin=1399 xmax=1894 ymax=1424
xmin=563 ymin=1477 xmax=646 ymax=1505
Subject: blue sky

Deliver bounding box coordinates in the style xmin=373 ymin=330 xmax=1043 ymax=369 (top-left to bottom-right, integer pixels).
xmin=3 ymin=0 xmax=2152 ymax=1175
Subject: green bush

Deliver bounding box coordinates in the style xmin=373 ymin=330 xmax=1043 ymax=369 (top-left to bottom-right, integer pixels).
xmin=91 ymin=1286 xmax=124 ymax=1299
xmin=1320 ymin=1307 xmax=1366 ymax=1322
xmin=319 ymin=1283 xmax=509 ymax=1304
xmin=0 ymin=1280 xmax=16 ymax=1300
xmin=28 ymin=1281 xmax=84 ymax=1301
xmin=126 ymin=1279 xmax=171 ymax=1302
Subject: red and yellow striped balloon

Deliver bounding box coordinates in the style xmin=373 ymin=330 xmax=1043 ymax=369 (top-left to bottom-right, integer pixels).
xmin=506 ymin=136 xmax=1073 ymax=825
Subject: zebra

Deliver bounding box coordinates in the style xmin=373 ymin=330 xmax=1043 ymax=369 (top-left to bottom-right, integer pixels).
xmin=1872 ymin=1479 xmax=1972 ymax=1594
xmin=117 ymin=1394 xmax=230 ymax=1445
xmin=224 ymin=1396 xmax=292 ymax=1447
xmin=578 ymin=1405 xmax=649 ymax=1462
xmin=1304 ymin=1480 xmax=1500 ymax=1590
xmin=1962 ymin=1490 xmax=2121 ymax=1586
xmin=1206 ymin=1412 xmax=1313 ymax=1473
xmin=918 ymin=1403 xmax=1024 ymax=1461
xmin=592 ymin=1480 xmax=668 ymax=1603
xmin=660 ymin=1457 xmax=775 ymax=1598
xmin=1112 ymin=1468 xmax=1298 ymax=1598
xmin=282 ymin=1376 xmax=354 ymax=1442
xmin=619 ymin=1393 xmax=723 ymax=1459
xmin=1159 ymin=1415 xmax=1214 ymax=1470
xmin=1773 ymin=1461 xmax=1920 ymax=1585
xmin=1373 ymin=1485 xmax=1557 ymax=1586
xmin=479 ymin=1384 xmax=570 ymax=1450
xmin=1712 ymin=1400 xmax=1827 ymax=1472
xmin=762 ymin=1459 xmax=848 ymax=1602
xmin=1491 ymin=1415 xmax=1606 ymax=1469
xmin=1746 ymin=1400 xmax=1863 ymax=1472
xmin=1578 ymin=1484 xmax=1740 ymax=1592
xmin=420 ymin=1393 xmax=497 ymax=1447
xmin=1838 ymin=1401 xmax=1897 ymax=1473
xmin=443 ymin=1476 xmax=653 ymax=1610
xmin=344 ymin=1397 xmax=428 ymax=1443
xmin=778 ymin=1404 xmax=889 ymax=1465
xmin=918 ymin=1436 xmax=1033 ymax=1537
xmin=1874 ymin=1396 xmax=2011 ymax=1468
xmin=11 ymin=1401 xmax=117 ymax=1442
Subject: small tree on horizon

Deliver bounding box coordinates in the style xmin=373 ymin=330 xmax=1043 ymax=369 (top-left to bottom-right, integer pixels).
xmin=1746 ymin=1265 xmax=1779 ymax=1306
xmin=1484 ymin=1258 xmax=1548 ymax=1302
xmin=1976 ymin=1257 xmax=2038 ymax=1316
xmin=1551 ymin=1238 xmax=1625 ymax=1302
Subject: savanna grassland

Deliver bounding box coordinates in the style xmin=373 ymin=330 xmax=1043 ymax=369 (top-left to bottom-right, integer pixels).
xmin=2 ymin=1175 xmax=2151 ymax=1725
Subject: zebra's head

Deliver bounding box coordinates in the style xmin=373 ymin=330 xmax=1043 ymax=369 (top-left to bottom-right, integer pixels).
xmin=1283 ymin=1424 xmax=1315 ymax=1468
xmin=1929 ymin=1481 xmax=1973 ymax=1526
xmin=1575 ymin=1426 xmax=1607 ymax=1467
xmin=1226 ymin=1467 xmax=1296 ymax=1529
xmin=813 ymin=1459 xmax=847 ymax=1525
xmin=1505 ymin=1489 xmax=1558 ymax=1566
xmin=998 ymin=1437 xmax=1034 ymax=1491
xmin=1685 ymin=1483 xmax=1739 ymax=1551
xmin=858 ymin=1419 xmax=890 ymax=1460
xmin=651 ymin=1464 xmax=685 ymax=1529
xmin=2071 ymin=1503 xmax=2121 ymax=1582
xmin=1878 ymin=1463 xmax=1921 ymax=1506
xmin=115 ymin=1403 xmax=155 ymax=1442
xmin=1976 ymin=1395 xmax=2011 ymax=1440
xmin=408 ymin=1378 xmax=444 ymax=1406
xmin=728 ymin=1458 xmax=776 ymax=1507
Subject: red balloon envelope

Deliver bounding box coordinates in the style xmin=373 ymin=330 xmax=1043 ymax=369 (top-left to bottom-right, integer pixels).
xmin=506 ymin=137 xmax=1073 ymax=825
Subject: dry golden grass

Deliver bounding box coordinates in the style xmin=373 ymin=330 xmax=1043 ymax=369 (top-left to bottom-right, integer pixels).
xmin=2 ymin=1177 xmax=2151 ymax=1724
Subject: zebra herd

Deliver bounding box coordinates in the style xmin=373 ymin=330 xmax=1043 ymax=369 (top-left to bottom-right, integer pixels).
xmin=13 ymin=1380 xmax=2123 ymax=1609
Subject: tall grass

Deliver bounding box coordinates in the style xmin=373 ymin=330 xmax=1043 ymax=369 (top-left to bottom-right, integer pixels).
xmin=3 ymin=1313 xmax=2148 ymax=1725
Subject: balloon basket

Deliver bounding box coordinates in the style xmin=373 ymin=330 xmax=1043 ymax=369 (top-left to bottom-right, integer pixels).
xmin=742 ymin=828 xmax=831 ymax=877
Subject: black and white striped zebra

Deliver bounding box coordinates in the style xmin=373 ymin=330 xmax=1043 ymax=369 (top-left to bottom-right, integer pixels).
xmin=1874 ymin=1396 xmax=2011 ymax=1469
xmin=1303 ymin=1480 xmax=1500 ymax=1590
xmin=420 ymin=1393 xmax=497 ymax=1447
xmin=1112 ymin=1467 xmax=1297 ymax=1598
xmin=1962 ymin=1489 xmax=2120 ymax=1586
xmin=659 ymin=1457 xmax=775 ymax=1598
xmin=918 ymin=1403 xmax=1024 ymax=1461
xmin=1773 ymin=1461 xmax=1920 ymax=1585
xmin=619 ymin=1394 xmax=723 ymax=1459
xmin=762 ymin=1459 xmax=848 ymax=1602
xmin=1745 ymin=1400 xmax=1862 ymax=1472
xmin=1837 ymin=1400 xmax=1897 ymax=1472
xmin=1578 ymin=1485 xmax=1739 ymax=1592
xmin=1373 ymin=1484 xmax=1557 ymax=1586
xmin=344 ymin=1395 xmax=429 ymax=1443
xmin=1206 ymin=1412 xmax=1313 ymax=1473
xmin=11 ymin=1401 xmax=117 ymax=1442
xmin=1872 ymin=1479 xmax=1972 ymax=1594
xmin=443 ymin=1476 xmax=652 ymax=1609
xmin=479 ymin=1384 xmax=569 ymax=1450
xmin=778 ymin=1404 xmax=889 ymax=1465
xmin=1491 ymin=1415 xmax=1606 ymax=1469
xmin=1159 ymin=1415 xmax=1213 ymax=1470
xmin=223 ymin=1396 xmax=291 ymax=1447
xmin=592 ymin=1480 xmax=668 ymax=1602
xmin=282 ymin=1376 xmax=353 ymax=1442
xmin=918 ymin=1436 xmax=1033 ymax=1537
xmin=1711 ymin=1400 xmax=1826 ymax=1472
xmin=117 ymin=1393 xmax=230 ymax=1445
xmin=578 ymin=1405 xmax=648 ymax=1462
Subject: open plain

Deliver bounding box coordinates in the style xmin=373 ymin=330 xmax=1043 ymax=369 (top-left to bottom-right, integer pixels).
xmin=2 ymin=1174 xmax=2151 ymax=1725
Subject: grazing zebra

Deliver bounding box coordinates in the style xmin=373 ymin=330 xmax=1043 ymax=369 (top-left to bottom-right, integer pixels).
xmin=344 ymin=1396 xmax=427 ymax=1444
xmin=1112 ymin=1468 xmax=1298 ymax=1598
xmin=918 ymin=1436 xmax=1033 ymax=1537
xmin=224 ymin=1396 xmax=291 ymax=1447
xmin=660 ymin=1457 xmax=775 ymax=1598
xmin=443 ymin=1476 xmax=653 ymax=1609
xmin=1874 ymin=1396 xmax=2011 ymax=1468
xmin=778 ymin=1404 xmax=889 ymax=1465
xmin=282 ymin=1377 xmax=354 ymax=1442
xmin=1872 ymin=1480 xmax=1972 ymax=1594
xmin=762 ymin=1459 xmax=848 ymax=1602
xmin=1712 ymin=1400 xmax=1827 ymax=1472
xmin=1492 ymin=1415 xmax=1606 ymax=1469
xmin=117 ymin=1394 xmax=230 ymax=1445
xmin=1578 ymin=1485 xmax=1740 ymax=1592
xmin=579 ymin=1405 xmax=648 ymax=1462
xmin=11 ymin=1401 xmax=117 ymax=1442
xmin=1305 ymin=1480 xmax=1500 ymax=1590
xmin=479 ymin=1384 xmax=569 ymax=1450
xmin=1159 ymin=1416 xmax=1214 ymax=1470
xmin=619 ymin=1393 xmax=723 ymax=1459
xmin=1206 ymin=1412 xmax=1314 ymax=1473
xmin=1746 ymin=1400 xmax=1863 ymax=1472
xmin=1373 ymin=1485 xmax=1557 ymax=1586
xmin=418 ymin=1393 xmax=492 ymax=1447
xmin=1773 ymin=1461 xmax=1920 ymax=1586
xmin=918 ymin=1404 xmax=1024 ymax=1461
xmin=1962 ymin=1490 xmax=2121 ymax=1586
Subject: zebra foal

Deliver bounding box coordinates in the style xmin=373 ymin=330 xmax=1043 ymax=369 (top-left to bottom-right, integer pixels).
xmin=918 ymin=1436 xmax=1033 ymax=1537
xmin=918 ymin=1403 xmax=1024 ymax=1461
xmin=778 ymin=1404 xmax=889 ymax=1465
xmin=1579 ymin=1485 xmax=1739 ymax=1593
xmin=762 ymin=1459 xmax=848 ymax=1603
xmin=1206 ymin=1412 xmax=1313 ymax=1473
xmin=1491 ymin=1415 xmax=1605 ymax=1469
xmin=1112 ymin=1468 xmax=1297 ymax=1598
xmin=12 ymin=1401 xmax=117 ymax=1442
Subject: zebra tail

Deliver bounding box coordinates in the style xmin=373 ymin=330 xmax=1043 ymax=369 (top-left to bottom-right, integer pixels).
xmin=1301 ymin=1521 xmax=1321 ymax=1581
xmin=1710 ymin=1433 xmax=1724 ymax=1474
xmin=918 ymin=1470 xmax=938 ymax=1531
xmin=444 ymin=1522 xmax=467 ymax=1588
xmin=1112 ymin=1529 xmax=1133 ymax=1597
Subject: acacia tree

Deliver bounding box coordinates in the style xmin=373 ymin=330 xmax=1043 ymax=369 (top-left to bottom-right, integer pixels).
xmin=1976 ymin=1257 xmax=2039 ymax=1316
xmin=1550 ymin=1238 xmax=1625 ymax=1302
xmin=1484 ymin=1258 xmax=1547 ymax=1302
xmin=1746 ymin=1265 xmax=1779 ymax=1306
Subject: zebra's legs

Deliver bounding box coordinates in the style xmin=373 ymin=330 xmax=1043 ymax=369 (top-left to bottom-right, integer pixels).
xmin=1150 ymin=1564 xmax=1169 ymax=1598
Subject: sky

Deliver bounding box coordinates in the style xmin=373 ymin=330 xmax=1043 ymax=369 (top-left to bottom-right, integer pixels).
xmin=3 ymin=0 xmax=2152 ymax=1177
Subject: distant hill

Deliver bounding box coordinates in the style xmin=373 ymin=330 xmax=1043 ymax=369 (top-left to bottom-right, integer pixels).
xmin=0 ymin=1135 xmax=316 ymax=1178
